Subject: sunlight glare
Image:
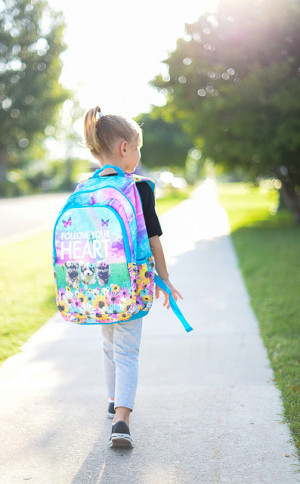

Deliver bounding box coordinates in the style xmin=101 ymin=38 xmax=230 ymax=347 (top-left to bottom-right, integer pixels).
xmin=48 ymin=0 xmax=218 ymax=118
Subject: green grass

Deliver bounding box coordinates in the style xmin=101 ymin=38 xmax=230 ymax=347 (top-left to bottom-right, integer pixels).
xmin=55 ymin=261 xmax=131 ymax=290
xmin=0 ymin=188 xmax=193 ymax=365
xmin=0 ymin=231 xmax=56 ymax=363
xmin=218 ymin=182 xmax=300 ymax=456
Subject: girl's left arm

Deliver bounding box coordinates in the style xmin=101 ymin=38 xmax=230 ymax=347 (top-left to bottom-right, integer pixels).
xmin=149 ymin=235 xmax=183 ymax=309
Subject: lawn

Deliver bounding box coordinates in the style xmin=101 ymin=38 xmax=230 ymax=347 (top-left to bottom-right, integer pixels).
xmin=0 ymin=188 xmax=192 ymax=364
xmin=0 ymin=230 xmax=57 ymax=363
xmin=218 ymin=181 xmax=300 ymax=456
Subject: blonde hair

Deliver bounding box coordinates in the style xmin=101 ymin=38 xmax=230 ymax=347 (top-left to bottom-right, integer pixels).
xmin=84 ymin=106 xmax=143 ymax=158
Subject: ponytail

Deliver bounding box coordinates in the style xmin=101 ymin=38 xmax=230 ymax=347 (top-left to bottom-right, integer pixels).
xmin=84 ymin=106 xmax=142 ymax=158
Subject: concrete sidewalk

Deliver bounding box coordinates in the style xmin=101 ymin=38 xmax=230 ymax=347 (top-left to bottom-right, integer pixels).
xmin=0 ymin=179 xmax=298 ymax=483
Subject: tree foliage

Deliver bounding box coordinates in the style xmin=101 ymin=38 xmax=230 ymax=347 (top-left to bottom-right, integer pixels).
xmin=0 ymin=0 xmax=69 ymax=195
xmin=135 ymin=109 xmax=193 ymax=169
xmin=152 ymin=0 xmax=300 ymax=221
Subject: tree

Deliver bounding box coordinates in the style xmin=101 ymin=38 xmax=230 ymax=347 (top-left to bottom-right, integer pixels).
xmin=50 ymin=97 xmax=84 ymax=191
xmin=0 ymin=0 xmax=69 ymax=195
xmin=152 ymin=0 xmax=300 ymax=221
xmin=135 ymin=109 xmax=193 ymax=169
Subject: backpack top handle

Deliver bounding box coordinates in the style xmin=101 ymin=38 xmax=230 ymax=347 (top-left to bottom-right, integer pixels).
xmin=93 ymin=164 xmax=125 ymax=177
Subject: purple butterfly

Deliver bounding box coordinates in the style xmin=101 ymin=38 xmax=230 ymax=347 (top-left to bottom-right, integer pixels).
xmin=101 ymin=219 xmax=109 ymax=227
xmin=62 ymin=217 xmax=71 ymax=228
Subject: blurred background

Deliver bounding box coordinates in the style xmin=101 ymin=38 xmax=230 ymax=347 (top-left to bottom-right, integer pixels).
xmin=0 ymin=0 xmax=298 ymax=217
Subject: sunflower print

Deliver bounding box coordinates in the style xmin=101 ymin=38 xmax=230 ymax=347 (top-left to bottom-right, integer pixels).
xmin=72 ymin=313 xmax=86 ymax=323
xmin=76 ymin=291 xmax=88 ymax=304
xmin=57 ymin=299 xmax=69 ymax=316
xmin=119 ymin=312 xmax=129 ymax=320
xmin=111 ymin=284 xmax=120 ymax=292
xmin=92 ymin=294 xmax=107 ymax=311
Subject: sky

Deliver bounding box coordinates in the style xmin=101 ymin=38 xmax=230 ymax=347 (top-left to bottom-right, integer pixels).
xmin=48 ymin=0 xmax=218 ymax=119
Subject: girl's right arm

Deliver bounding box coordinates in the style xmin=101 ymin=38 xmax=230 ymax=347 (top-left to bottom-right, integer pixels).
xmin=149 ymin=235 xmax=183 ymax=309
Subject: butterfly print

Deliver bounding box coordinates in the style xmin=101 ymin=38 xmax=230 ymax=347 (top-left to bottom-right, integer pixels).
xmin=101 ymin=219 xmax=109 ymax=227
xmin=62 ymin=217 xmax=71 ymax=227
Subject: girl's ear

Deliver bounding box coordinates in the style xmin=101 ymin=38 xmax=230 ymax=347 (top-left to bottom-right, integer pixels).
xmin=120 ymin=140 xmax=127 ymax=157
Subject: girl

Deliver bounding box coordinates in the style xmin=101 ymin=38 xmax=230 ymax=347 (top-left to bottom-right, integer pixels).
xmin=84 ymin=106 xmax=182 ymax=448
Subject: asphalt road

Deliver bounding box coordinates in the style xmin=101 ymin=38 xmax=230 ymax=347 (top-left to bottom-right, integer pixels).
xmin=0 ymin=192 xmax=70 ymax=242
xmin=0 ymin=180 xmax=298 ymax=483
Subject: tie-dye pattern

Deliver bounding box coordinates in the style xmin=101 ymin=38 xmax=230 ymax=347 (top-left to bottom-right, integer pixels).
xmin=53 ymin=172 xmax=155 ymax=324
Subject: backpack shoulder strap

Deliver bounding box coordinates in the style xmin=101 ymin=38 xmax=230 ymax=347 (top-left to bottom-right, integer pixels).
xmin=132 ymin=174 xmax=192 ymax=332
xmin=132 ymin=174 xmax=156 ymax=196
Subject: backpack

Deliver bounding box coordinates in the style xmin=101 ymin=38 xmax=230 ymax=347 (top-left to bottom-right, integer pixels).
xmin=52 ymin=164 xmax=192 ymax=332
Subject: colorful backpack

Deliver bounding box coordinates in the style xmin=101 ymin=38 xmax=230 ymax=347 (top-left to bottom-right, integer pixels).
xmin=52 ymin=164 xmax=192 ymax=332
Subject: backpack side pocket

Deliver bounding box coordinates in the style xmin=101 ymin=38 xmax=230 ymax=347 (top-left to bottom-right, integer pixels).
xmin=135 ymin=256 xmax=155 ymax=313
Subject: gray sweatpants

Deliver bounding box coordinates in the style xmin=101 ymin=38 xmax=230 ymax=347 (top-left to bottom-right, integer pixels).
xmin=101 ymin=318 xmax=143 ymax=411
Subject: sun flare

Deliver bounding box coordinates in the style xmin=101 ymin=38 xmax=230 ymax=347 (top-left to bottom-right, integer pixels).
xmin=48 ymin=0 xmax=218 ymax=118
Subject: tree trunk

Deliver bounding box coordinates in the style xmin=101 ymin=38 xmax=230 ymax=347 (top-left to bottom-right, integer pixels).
xmin=280 ymin=180 xmax=300 ymax=224
xmin=277 ymin=188 xmax=290 ymax=211
xmin=0 ymin=147 xmax=8 ymax=196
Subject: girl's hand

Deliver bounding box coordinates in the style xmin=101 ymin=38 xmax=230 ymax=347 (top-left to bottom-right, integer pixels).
xmin=155 ymin=279 xmax=183 ymax=309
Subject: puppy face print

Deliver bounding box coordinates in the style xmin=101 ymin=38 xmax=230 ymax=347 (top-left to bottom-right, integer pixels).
xmin=65 ymin=261 xmax=80 ymax=288
xmin=96 ymin=260 xmax=110 ymax=286
xmin=80 ymin=263 xmax=96 ymax=285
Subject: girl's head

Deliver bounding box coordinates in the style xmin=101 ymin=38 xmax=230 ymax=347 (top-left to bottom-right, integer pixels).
xmin=84 ymin=106 xmax=143 ymax=173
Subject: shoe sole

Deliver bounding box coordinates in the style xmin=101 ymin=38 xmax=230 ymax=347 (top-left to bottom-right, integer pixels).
xmin=107 ymin=411 xmax=115 ymax=419
xmin=109 ymin=433 xmax=134 ymax=448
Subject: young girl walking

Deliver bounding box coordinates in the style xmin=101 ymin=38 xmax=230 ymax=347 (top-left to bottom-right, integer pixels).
xmin=84 ymin=106 xmax=182 ymax=448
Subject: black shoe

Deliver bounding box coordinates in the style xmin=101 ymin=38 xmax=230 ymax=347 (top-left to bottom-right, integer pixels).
xmin=109 ymin=420 xmax=134 ymax=448
xmin=107 ymin=401 xmax=115 ymax=419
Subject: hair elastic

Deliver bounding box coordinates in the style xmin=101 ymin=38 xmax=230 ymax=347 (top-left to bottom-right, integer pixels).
xmin=96 ymin=108 xmax=104 ymax=121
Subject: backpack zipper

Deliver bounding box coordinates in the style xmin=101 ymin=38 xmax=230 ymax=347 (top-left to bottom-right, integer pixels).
xmin=53 ymin=203 xmax=133 ymax=264
xmin=67 ymin=185 xmax=137 ymax=228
